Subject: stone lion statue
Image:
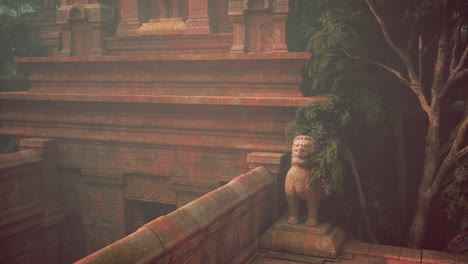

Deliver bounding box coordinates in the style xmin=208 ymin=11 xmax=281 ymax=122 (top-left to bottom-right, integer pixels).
xmin=285 ymin=135 xmax=322 ymax=226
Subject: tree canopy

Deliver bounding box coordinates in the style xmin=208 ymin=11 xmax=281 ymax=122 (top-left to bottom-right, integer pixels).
xmin=293 ymin=0 xmax=467 ymax=248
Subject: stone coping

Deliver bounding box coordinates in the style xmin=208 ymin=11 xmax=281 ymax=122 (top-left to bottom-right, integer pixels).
xmin=15 ymin=52 xmax=310 ymax=63
xmin=252 ymin=241 xmax=468 ymax=263
xmin=0 ymin=92 xmax=329 ymax=107
xmin=343 ymin=241 xmax=468 ymax=264
xmin=0 ymin=150 xmax=42 ymax=171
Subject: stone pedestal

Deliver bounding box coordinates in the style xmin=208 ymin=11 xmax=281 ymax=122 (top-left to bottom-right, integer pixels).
xmin=259 ymin=216 xmax=346 ymax=258
xmin=229 ymin=0 xmax=290 ymax=53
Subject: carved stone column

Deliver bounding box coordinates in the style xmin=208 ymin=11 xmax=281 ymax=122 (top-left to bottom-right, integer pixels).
xmin=272 ymin=13 xmax=288 ymax=52
xmin=185 ymin=0 xmax=213 ymax=34
xmin=229 ymin=0 xmax=290 ymax=53
xmin=228 ymin=0 xmax=245 ymax=53
xmin=116 ymin=0 xmax=141 ymax=36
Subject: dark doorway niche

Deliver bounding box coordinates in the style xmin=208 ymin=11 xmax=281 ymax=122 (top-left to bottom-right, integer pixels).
xmin=125 ymin=200 xmax=176 ymax=235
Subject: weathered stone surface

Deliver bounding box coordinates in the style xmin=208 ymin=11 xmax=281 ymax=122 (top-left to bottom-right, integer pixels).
xmin=0 ymin=141 xmax=63 ymax=264
xmin=77 ymin=227 xmax=166 ymax=264
xmin=259 ymin=215 xmax=346 ymax=258
xmin=422 ymin=249 xmax=458 ymax=264
xmin=74 ymin=165 xmax=277 ymax=264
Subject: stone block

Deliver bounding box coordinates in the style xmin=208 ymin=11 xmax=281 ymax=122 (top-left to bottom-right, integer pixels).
xmin=78 ymin=227 xmax=166 ymax=264
xmin=343 ymin=240 xmax=372 ymax=255
xmin=422 ymin=249 xmax=457 ymax=264
xmin=233 ymin=166 xmax=273 ymax=196
xmin=144 ymin=208 xmax=199 ymax=250
xmin=400 ymin=247 xmax=422 ymax=263
xmin=183 ymin=180 xmax=249 ymax=230
xmin=259 ymin=215 xmax=346 ymax=258
xmin=457 ymin=254 xmax=468 ymax=264
xmin=369 ymin=244 xmax=402 ymax=260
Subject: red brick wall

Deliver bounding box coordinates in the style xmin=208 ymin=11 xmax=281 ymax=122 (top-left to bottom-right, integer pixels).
xmin=75 ymin=166 xmax=276 ymax=264
xmin=0 ymin=148 xmax=62 ymax=264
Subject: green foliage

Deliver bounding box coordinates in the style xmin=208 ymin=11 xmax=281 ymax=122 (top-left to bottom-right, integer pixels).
xmin=0 ymin=0 xmax=44 ymax=75
xmin=299 ymin=0 xmax=364 ymax=95
xmin=443 ymin=158 xmax=468 ymax=220
xmin=289 ymin=0 xmax=387 ymax=197
xmin=293 ymin=98 xmax=349 ymax=195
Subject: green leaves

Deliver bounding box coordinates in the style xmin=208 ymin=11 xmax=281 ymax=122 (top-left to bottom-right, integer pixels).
xmin=442 ymin=158 xmax=468 ymax=220
xmin=291 ymin=0 xmax=385 ymax=196
xmin=301 ymin=1 xmax=363 ymax=95
xmin=0 ymin=0 xmax=44 ymax=75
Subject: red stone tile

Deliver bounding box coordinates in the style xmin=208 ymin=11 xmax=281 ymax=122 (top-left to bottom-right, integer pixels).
xmin=339 ymin=254 xmax=370 ymax=264
xmin=422 ymin=249 xmax=457 ymax=264
xmin=457 ymin=254 xmax=468 ymax=264
xmin=343 ymin=241 xmax=372 ymax=255
xmin=400 ymin=247 xmax=421 ymax=263
xmin=369 ymin=244 xmax=402 ymax=260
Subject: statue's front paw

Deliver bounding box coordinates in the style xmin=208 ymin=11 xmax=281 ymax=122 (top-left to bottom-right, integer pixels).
xmin=287 ymin=216 xmax=299 ymax=225
xmin=306 ymin=217 xmax=317 ymax=227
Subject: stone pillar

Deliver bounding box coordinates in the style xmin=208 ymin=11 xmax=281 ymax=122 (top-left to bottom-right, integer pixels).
xmin=116 ymin=0 xmax=141 ymax=36
xmin=20 ymin=138 xmax=65 ymax=264
xmin=272 ymin=0 xmax=289 ymax=52
xmin=272 ymin=13 xmax=288 ymax=52
xmin=185 ymin=0 xmax=213 ymax=34
xmin=229 ymin=0 xmax=290 ymax=53
xmin=57 ymin=3 xmax=115 ymax=55
xmin=247 ymin=152 xmax=288 ymax=220
xmin=228 ymin=0 xmax=245 ymax=53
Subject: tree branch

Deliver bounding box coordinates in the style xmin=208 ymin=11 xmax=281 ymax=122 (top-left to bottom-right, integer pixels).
xmin=430 ymin=115 xmax=468 ymax=196
xmin=449 ymin=115 xmax=468 ymax=156
xmin=453 ymin=44 xmax=468 ymax=75
xmin=441 ymin=68 xmax=468 ymax=96
xmin=343 ymin=49 xmax=410 ymax=85
xmin=449 ymin=20 xmax=462 ymax=72
xmin=429 ymin=146 xmax=468 ymax=196
xmin=364 ymin=0 xmax=429 ymax=116
xmin=431 ymin=0 xmax=454 ymax=99
xmin=364 ymin=0 xmax=420 ymax=85
xmin=439 ymin=115 xmax=467 ymax=158
xmin=424 ymin=34 xmax=439 ymax=56
xmin=343 ymin=49 xmax=432 ymax=115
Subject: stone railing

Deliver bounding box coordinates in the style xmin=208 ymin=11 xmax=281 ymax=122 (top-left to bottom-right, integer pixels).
xmin=0 ymin=138 xmax=64 ymax=263
xmin=76 ymin=166 xmax=276 ymax=264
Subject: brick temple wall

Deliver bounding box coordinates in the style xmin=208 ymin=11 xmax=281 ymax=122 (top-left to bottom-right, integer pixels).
xmin=0 ymin=140 xmax=64 ymax=264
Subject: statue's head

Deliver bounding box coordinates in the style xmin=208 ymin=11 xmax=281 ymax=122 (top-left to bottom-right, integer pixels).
xmin=292 ymin=135 xmax=314 ymax=159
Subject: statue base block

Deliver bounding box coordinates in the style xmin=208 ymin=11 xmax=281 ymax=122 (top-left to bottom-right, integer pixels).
xmin=259 ymin=216 xmax=346 ymax=258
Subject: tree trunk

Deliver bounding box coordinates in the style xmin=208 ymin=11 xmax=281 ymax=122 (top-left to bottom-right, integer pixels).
xmin=343 ymin=145 xmax=377 ymax=243
xmin=409 ymin=190 xmax=432 ymax=247
xmin=409 ymin=109 xmax=440 ymax=248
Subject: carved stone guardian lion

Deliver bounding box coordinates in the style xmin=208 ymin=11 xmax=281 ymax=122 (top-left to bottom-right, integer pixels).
xmin=285 ymin=135 xmax=322 ymax=226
